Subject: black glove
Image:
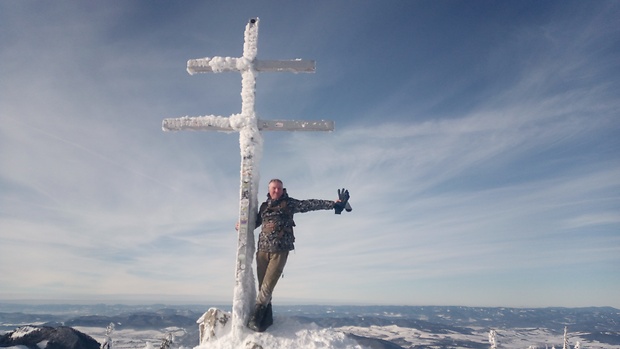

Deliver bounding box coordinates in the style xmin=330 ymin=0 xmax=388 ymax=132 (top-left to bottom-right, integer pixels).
xmin=334 ymin=188 xmax=350 ymax=214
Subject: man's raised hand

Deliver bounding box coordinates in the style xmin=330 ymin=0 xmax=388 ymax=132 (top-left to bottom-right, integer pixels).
xmin=334 ymin=188 xmax=350 ymax=214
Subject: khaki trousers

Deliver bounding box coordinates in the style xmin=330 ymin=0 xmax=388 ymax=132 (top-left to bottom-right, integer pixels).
xmin=256 ymin=251 xmax=289 ymax=305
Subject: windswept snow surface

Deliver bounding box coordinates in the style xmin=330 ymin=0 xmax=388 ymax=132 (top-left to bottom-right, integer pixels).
xmin=3 ymin=304 xmax=619 ymax=349
xmin=74 ymin=318 xmax=617 ymax=349
xmin=73 ymin=319 xmax=366 ymax=349
xmin=197 ymin=318 xmax=364 ymax=349
xmin=187 ymin=323 xmax=616 ymax=349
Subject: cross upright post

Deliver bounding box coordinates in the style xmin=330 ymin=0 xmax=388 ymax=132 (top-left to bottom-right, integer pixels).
xmin=162 ymin=18 xmax=334 ymax=336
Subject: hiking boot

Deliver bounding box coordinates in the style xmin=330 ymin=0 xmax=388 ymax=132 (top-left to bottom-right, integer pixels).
xmin=263 ymin=303 xmax=273 ymax=329
xmin=247 ymin=304 xmax=268 ymax=332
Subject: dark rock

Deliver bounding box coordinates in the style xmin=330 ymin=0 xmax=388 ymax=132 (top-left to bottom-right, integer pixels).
xmin=0 ymin=325 xmax=100 ymax=349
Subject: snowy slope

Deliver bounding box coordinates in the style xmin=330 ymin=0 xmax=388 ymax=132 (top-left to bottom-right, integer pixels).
xmin=3 ymin=304 xmax=618 ymax=349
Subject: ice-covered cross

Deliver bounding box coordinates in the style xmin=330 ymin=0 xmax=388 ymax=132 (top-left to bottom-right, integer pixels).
xmin=162 ymin=18 xmax=333 ymax=336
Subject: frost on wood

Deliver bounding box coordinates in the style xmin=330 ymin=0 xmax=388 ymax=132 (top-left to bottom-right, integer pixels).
xmin=187 ymin=57 xmax=252 ymax=74
xmin=162 ymin=115 xmax=232 ymax=132
xmin=163 ymin=116 xmax=334 ymax=133
xmin=257 ymin=119 xmax=335 ymax=131
xmin=162 ymin=17 xmax=334 ymax=340
xmin=243 ymin=19 xmax=259 ymax=60
xmin=187 ymin=58 xmax=315 ymax=74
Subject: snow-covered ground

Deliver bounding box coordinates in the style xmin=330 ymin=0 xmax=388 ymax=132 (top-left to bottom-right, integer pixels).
xmin=339 ymin=325 xmax=607 ymax=349
xmin=73 ymin=316 xmax=614 ymax=349
xmin=76 ymin=316 xmax=364 ymax=349
xmin=2 ymin=304 xmax=618 ymax=349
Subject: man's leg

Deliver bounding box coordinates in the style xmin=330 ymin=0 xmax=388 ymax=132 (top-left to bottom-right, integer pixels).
xmin=256 ymin=251 xmax=269 ymax=291
xmin=256 ymin=251 xmax=288 ymax=306
xmin=249 ymin=251 xmax=288 ymax=332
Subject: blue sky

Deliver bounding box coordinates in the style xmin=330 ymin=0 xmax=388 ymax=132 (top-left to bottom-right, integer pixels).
xmin=1 ymin=1 xmax=618 ymax=308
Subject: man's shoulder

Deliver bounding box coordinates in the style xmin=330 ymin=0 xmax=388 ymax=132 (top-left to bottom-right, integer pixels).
xmin=258 ymin=200 xmax=269 ymax=211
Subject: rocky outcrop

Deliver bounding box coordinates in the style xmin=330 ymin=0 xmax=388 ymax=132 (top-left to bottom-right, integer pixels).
xmin=196 ymin=307 xmax=231 ymax=344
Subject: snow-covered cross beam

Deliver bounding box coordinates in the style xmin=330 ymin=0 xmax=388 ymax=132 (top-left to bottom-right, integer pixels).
xmin=163 ymin=117 xmax=334 ymax=133
xmin=162 ymin=18 xmax=333 ymax=337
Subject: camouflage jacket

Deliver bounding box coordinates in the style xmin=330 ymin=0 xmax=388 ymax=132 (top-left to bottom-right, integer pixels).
xmin=256 ymin=192 xmax=334 ymax=252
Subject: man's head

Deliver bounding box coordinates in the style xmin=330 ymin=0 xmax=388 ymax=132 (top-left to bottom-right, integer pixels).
xmin=268 ymin=179 xmax=284 ymax=200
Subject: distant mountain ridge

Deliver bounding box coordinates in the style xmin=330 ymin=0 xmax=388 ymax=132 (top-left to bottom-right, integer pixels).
xmin=282 ymin=305 xmax=620 ymax=332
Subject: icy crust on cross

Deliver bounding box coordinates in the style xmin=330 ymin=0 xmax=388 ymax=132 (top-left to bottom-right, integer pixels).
xmin=187 ymin=57 xmax=252 ymax=74
xmin=187 ymin=57 xmax=316 ymax=74
xmin=187 ymin=17 xmax=257 ymax=75
xmin=162 ymin=115 xmax=232 ymax=132
xmin=162 ymin=17 xmax=334 ymax=343
xmin=162 ymin=116 xmax=335 ymax=132
xmin=232 ymin=19 xmax=261 ymax=336
xmin=161 ymin=113 xmax=257 ymax=133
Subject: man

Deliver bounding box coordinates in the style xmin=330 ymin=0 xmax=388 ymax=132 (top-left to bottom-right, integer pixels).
xmin=247 ymin=178 xmax=349 ymax=332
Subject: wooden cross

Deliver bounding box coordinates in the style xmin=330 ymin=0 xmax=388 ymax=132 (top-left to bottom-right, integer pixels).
xmin=162 ymin=18 xmax=333 ymax=335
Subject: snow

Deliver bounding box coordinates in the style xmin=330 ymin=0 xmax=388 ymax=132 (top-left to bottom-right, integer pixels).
xmin=196 ymin=317 xmax=364 ymax=349
xmin=159 ymin=16 xmax=340 ymax=345
xmin=243 ymin=18 xmax=259 ymax=60
xmin=229 ymin=18 xmax=262 ymax=336
xmin=9 ymin=326 xmax=39 ymax=339
xmin=163 ymin=17 xmax=325 ymax=336
xmin=186 ymin=56 xmax=252 ymax=74
xmin=164 ymin=18 xmax=267 ymax=335
xmin=187 ymin=57 xmax=316 ymax=74
xmin=161 ymin=115 xmax=233 ymax=132
xmin=2 ymin=306 xmax=613 ymax=349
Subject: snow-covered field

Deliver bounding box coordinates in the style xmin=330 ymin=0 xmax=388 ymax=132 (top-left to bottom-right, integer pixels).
xmin=340 ymin=325 xmax=608 ymax=349
xmin=2 ymin=304 xmax=618 ymax=349
xmin=74 ymin=319 xmax=615 ymax=349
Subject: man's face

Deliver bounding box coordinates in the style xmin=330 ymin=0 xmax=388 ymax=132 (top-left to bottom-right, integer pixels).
xmin=268 ymin=181 xmax=284 ymax=200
